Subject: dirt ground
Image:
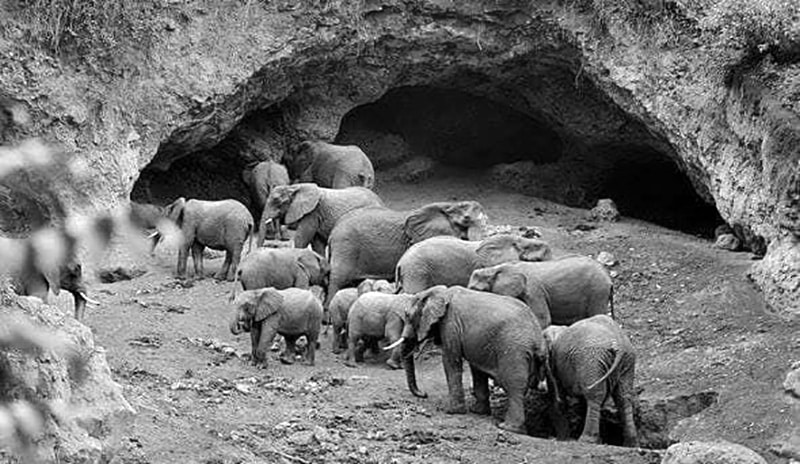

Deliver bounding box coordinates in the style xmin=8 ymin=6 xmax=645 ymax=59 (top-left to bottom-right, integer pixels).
xmin=79 ymin=170 xmax=798 ymax=464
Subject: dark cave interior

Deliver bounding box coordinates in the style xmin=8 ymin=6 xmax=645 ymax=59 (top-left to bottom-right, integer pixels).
xmin=131 ymin=84 xmax=723 ymax=237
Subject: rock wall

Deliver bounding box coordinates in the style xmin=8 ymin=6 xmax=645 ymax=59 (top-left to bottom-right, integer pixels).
xmin=0 ymin=0 xmax=797 ymax=311
xmin=0 ymin=295 xmax=134 ymax=462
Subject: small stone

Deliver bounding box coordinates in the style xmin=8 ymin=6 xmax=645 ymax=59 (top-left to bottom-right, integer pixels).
xmin=234 ymin=383 xmax=251 ymax=394
xmin=288 ymin=430 xmax=316 ymax=447
xmin=358 ymin=446 xmax=368 ymax=455
xmin=313 ymin=426 xmax=334 ymax=443
xmin=662 ymin=441 xmax=767 ymax=464
xmin=714 ymin=233 xmax=741 ymax=251
xmin=596 ymin=251 xmax=617 ymax=267
xmin=784 ymin=362 xmax=800 ymax=398
xmin=590 ymin=199 xmax=620 ymax=222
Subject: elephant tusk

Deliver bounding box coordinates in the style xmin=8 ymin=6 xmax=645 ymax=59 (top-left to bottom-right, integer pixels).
xmin=80 ymin=292 xmax=101 ymax=306
xmin=383 ymin=337 xmax=405 ymax=351
xmin=147 ymin=231 xmax=159 ymax=238
xmin=263 ymin=218 xmax=273 ymax=225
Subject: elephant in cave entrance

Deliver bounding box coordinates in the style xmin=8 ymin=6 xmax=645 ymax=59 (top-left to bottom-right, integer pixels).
xmin=166 ymin=197 xmax=254 ymax=281
xmin=241 ymin=160 xmax=290 ymax=243
xmin=284 ymin=140 xmax=375 ymax=189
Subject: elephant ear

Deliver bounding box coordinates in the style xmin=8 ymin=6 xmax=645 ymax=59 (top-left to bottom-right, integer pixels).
xmin=286 ymin=184 xmax=321 ymax=224
xmin=167 ymin=197 xmax=187 ymax=227
xmin=404 ymin=204 xmax=453 ymax=244
xmin=296 ymin=250 xmax=327 ymax=284
xmin=492 ymin=268 xmax=527 ymax=299
xmin=254 ymin=289 xmax=284 ymax=322
xmin=416 ymin=286 xmax=450 ymax=342
xmin=476 ymin=234 xmax=520 ymax=265
xmin=241 ymin=168 xmax=255 ymax=188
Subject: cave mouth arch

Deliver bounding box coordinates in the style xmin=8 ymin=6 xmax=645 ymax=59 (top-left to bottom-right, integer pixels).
xmin=335 ymin=86 xmax=724 ymax=237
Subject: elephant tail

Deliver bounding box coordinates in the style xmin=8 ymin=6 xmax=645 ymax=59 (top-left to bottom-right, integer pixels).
xmin=609 ymin=285 xmax=615 ymax=320
xmin=586 ymin=346 xmax=622 ymax=392
xmin=394 ymin=264 xmax=404 ymax=294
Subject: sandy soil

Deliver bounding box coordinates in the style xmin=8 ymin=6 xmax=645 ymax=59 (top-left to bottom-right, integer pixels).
xmin=80 ymin=171 xmax=798 ymax=463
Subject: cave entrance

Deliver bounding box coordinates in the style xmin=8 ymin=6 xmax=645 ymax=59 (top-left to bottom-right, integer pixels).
xmin=336 ymin=85 xmax=723 ymax=237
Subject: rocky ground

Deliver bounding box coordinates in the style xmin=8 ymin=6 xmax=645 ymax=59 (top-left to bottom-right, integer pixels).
xmin=55 ymin=172 xmax=798 ymax=464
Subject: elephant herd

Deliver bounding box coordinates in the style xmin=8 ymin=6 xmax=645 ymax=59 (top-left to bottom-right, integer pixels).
xmin=8 ymin=139 xmax=638 ymax=448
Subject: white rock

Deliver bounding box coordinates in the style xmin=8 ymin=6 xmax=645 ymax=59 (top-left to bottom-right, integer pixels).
xmin=288 ymin=430 xmax=316 ymax=447
xmin=590 ymin=198 xmax=620 ymax=222
xmin=662 ymin=441 xmax=767 ymax=464
xmin=714 ymin=233 xmax=741 ymax=251
xmin=784 ymin=361 xmax=800 ymax=398
xmin=596 ymin=251 xmax=618 ymax=267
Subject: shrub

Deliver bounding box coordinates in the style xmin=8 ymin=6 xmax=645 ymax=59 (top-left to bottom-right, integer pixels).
xmin=701 ymin=0 xmax=800 ymax=56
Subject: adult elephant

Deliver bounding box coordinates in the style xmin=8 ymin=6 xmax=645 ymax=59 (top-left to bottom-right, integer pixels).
xmin=391 ymin=285 xmax=547 ymax=434
xmin=234 ymin=247 xmax=328 ymax=293
xmin=325 ymin=201 xmax=487 ymax=308
xmin=1 ymin=228 xmax=96 ymax=320
xmin=166 ymin=197 xmax=253 ymax=281
xmin=241 ymin=160 xmax=290 ymax=242
xmin=468 ymin=255 xmax=613 ymax=326
xmin=260 ymin=183 xmax=383 ymax=254
xmin=543 ymin=315 xmax=637 ymax=446
xmin=285 ymin=140 xmax=375 ymax=189
xmin=395 ymin=234 xmax=551 ymax=294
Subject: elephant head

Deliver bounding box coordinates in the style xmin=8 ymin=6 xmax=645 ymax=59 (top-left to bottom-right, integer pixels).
xmin=262 ymin=184 xmax=320 ymax=227
xmin=476 ymin=234 xmax=552 ymax=265
xmin=468 ymin=265 xmax=552 ymax=328
xmin=393 ymin=285 xmax=452 ymax=399
xmin=297 ymin=249 xmax=329 ymax=288
xmin=166 ymin=197 xmax=187 ymax=228
xmin=230 ymin=288 xmax=284 ymax=335
xmin=285 ymin=141 xmax=316 ymax=180
xmin=404 ymin=201 xmax=487 ymax=245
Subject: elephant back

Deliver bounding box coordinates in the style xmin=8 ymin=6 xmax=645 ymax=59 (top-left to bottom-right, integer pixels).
xmin=238 ymin=248 xmax=296 ymax=290
xmin=396 ymin=237 xmax=482 ymax=293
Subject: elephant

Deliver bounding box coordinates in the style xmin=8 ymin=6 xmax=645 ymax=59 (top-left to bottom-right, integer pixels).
xmin=260 ymin=183 xmax=384 ymax=254
xmin=285 ymin=140 xmax=375 ymax=189
xmin=234 ymin=247 xmax=328 ymax=293
xmin=329 ymin=279 xmax=395 ymax=353
xmin=468 ymin=255 xmax=614 ymax=326
xmin=229 ymin=287 xmax=323 ymax=367
xmin=344 ymin=292 xmax=414 ymax=369
xmin=325 ymin=201 xmax=487 ymax=309
xmin=166 ymin=197 xmax=254 ymax=281
xmin=129 ymin=201 xmax=167 ymax=254
xmin=393 ymin=285 xmax=547 ymax=434
xmin=542 ymin=315 xmax=637 ymax=446
xmin=395 ymin=234 xmax=551 ymax=294
xmin=241 ymin=160 xmax=290 ymax=242
xmin=1 ymin=228 xmax=97 ymax=321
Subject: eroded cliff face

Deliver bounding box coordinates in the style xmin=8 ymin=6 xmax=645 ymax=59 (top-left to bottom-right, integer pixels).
xmin=0 ymin=0 xmax=797 ymax=311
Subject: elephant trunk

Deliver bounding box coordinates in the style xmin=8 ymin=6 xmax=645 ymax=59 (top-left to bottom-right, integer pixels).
xmin=230 ymin=316 xmax=249 ymax=335
xmin=71 ymin=290 xmax=87 ymax=321
xmin=402 ymin=337 xmax=427 ymax=398
xmin=466 ymin=214 xmax=487 ymax=241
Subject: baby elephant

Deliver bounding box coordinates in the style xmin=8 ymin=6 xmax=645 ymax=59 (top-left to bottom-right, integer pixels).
xmin=230 ymin=288 xmax=323 ymax=367
xmin=543 ymin=315 xmax=637 ymax=447
xmin=329 ymin=279 xmax=395 ymax=354
xmin=345 ymin=292 xmax=414 ymax=369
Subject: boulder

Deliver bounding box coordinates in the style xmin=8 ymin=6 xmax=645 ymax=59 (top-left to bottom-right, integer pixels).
xmin=784 ymin=361 xmax=800 ymax=398
xmin=661 ymin=441 xmax=767 ymax=464
xmin=714 ymin=233 xmax=741 ymax=251
xmin=596 ymin=251 xmax=618 ymax=267
xmin=0 ymin=292 xmax=134 ymax=462
xmin=590 ymin=199 xmax=620 ymax=222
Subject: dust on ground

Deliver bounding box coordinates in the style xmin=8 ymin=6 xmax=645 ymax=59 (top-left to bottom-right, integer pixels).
xmin=77 ymin=171 xmax=798 ymax=463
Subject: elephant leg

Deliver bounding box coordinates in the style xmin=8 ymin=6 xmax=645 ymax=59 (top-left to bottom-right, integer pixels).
xmin=280 ymin=335 xmax=297 ymax=364
xmin=443 ymin=351 xmax=467 ymax=414
xmin=191 ymin=243 xmax=204 ymax=277
xmin=177 ymin=240 xmax=191 ymax=277
xmin=215 ymin=250 xmax=233 ymax=280
xmin=305 ymin=333 xmax=317 ymax=366
xmin=253 ymin=324 xmax=276 ymax=367
xmin=292 ymin=219 xmax=316 ymax=250
xmin=354 ymin=338 xmax=368 ymax=363
xmin=614 ymin=374 xmax=638 ymax=447
xmin=579 ymin=383 xmax=607 ymax=444
xmin=344 ymin=333 xmax=360 ymax=367
xmin=498 ymin=366 xmax=528 ymax=434
xmin=469 ymin=366 xmax=491 ymax=415
xmin=227 ymin=243 xmax=244 ymax=281
xmin=331 ymin=325 xmax=342 ymax=354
